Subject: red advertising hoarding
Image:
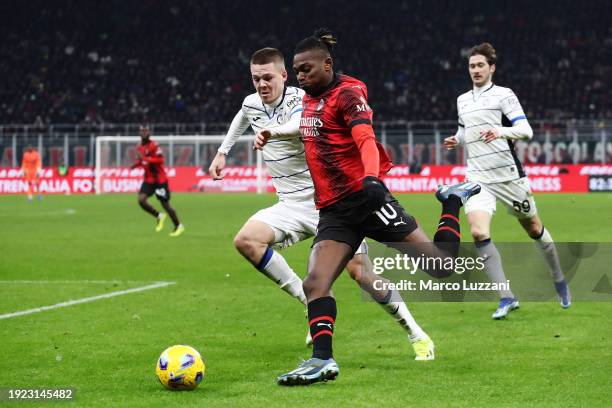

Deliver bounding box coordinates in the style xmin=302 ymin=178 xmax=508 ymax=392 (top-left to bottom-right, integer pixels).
xmin=2 ymin=165 xmax=611 ymax=195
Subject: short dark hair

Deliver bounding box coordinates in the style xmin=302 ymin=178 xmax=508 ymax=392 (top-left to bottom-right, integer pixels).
xmin=468 ymin=42 xmax=497 ymax=65
xmin=250 ymin=48 xmax=284 ymax=65
xmin=295 ymin=28 xmax=337 ymax=56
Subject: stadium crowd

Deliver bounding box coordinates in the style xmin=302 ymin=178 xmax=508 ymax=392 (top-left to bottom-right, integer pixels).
xmin=0 ymin=0 xmax=609 ymax=125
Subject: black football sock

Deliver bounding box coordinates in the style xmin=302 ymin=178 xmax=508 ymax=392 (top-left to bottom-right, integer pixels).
xmin=308 ymin=296 xmax=336 ymax=360
xmin=162 ymin=202 xmax=180 ymax=227
xmin=434 ymin=196 xmax=461 ymax=257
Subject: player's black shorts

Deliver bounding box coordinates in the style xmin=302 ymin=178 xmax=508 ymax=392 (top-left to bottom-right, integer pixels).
xmin=314 ymin=184 xmax=418 ymax=252
xmin=139 ymin=182 xmax=171 ymax=202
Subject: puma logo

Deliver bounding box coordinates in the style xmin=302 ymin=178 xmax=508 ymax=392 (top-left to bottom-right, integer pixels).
xmin=317 ymin=322 xmax=332 ymax=329
xmin=394 ymin=217 xmax=407 ymax=226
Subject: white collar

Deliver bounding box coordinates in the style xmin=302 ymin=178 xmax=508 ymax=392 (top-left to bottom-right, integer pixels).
xmin=263 ymin=93 xmax=284 ymax=109
xmin=473 ymin=80 xmax=493 ymax=97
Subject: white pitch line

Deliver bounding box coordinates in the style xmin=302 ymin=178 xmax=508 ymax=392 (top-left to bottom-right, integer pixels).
xmin=0 ymin=280 xmax=141 ymax=284
xmin=0 ymin=281 xmax=175 ymax=320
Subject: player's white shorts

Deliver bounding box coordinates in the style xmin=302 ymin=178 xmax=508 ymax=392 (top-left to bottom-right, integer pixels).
xmin=464 ymin=177 xmax=537 ymax=219
xmin=249 ymin=200 xmax=367 ymax=255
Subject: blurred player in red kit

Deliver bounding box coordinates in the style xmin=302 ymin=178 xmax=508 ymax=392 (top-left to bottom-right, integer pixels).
xmin=132 ymin=125 xmax=185 ymax=237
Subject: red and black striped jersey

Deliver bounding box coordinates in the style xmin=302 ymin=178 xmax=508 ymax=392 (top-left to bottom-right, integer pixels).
xmin=300 ymin=74 xmax=392 ymax=209
xmin=136 ymin=139 xmax=168 ymax=184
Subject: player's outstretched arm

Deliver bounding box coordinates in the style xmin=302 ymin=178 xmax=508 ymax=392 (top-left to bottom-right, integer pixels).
xmin=253 ymin=110 xmax=301 ymax=150
xmin=352 ymin=123 xmax=386 ymax=211
xmin=211 ymin=109 xmax=251 ymax=179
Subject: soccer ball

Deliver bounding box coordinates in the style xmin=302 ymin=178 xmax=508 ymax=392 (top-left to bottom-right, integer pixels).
xmin=155 ymin=345 xmax=205 ymax=390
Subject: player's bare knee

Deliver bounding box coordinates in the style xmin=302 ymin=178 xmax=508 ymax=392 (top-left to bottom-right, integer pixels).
xmin=470 ymin=225 xmax=489 ymax=241
xmin=302 ymin=276 xmax=315 ymax=297
xmin=233 ymin=231 xmax=265 ymax=258
xmin=302 ymin=274 xmax=330 ymax=299
xmin=525 ymin=221 xmax=543 ymax=238
xmin=233 ymin=232 xmax=252 ymax=254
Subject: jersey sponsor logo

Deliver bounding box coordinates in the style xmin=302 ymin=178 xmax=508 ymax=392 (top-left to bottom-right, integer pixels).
xmin=316 ymin=99 xmax=325 ymax=111
xmin=300 ymin=117 xmax=323 ymax=127
xmin=300 ymin=116 xmax=323 ymax=137
xmin=286 ymin=96 xmax=301 ymax=110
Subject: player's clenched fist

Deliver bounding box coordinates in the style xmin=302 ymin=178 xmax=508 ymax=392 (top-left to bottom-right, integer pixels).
xmin=209 ymin=152 xmax=226 ymax=180
xmin=443 ymin=136 xmax=459 ymax=150
xmin=253 ymin=129 xmax=272 ymax=151
xmin=362 ymin=176 xmax=387 ymax=211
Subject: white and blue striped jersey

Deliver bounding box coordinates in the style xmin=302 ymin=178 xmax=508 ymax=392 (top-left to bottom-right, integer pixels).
xmin=218 ymin=86 xmax=314 ymax=202
xmin=455 ymin=83 xmax=533 ymax=183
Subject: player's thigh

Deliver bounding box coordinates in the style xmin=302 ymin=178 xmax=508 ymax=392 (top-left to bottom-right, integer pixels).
xmin=236 ymin=219 xmax=276 ymax=246
xmin=154 ymin=182 xmax=171 ymax=202
xmin=345 ymin=247 xmax=373 ymax=283
xmin=139 ymin=182 xmax=155 ymax=200
xmin=466 ymin=210 xmax=493 ymax=240
xmin=314 ymin=203 xmax=364 ymax=254
xmin=464 ymin=183 xmax=497 ymax=217
xmin=491 ymin=178 xmax=538 ymax=219
xmin=306 ymin=239 xmax=354 ymax=286
xmin=249 ymin=201 xmax=316 ymax=249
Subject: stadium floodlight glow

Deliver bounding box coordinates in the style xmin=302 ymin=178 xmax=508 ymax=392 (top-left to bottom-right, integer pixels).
xmin=94 ymin=135 xmax=264 ymax=195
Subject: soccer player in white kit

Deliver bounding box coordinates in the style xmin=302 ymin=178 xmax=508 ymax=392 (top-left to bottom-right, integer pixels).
xmin=444 ymin=43 xmax=570 ymax=319
xmin=209 ymin=47 xmax=434 ymax=359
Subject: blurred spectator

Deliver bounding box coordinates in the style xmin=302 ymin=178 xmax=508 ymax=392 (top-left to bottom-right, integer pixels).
xmin=0 ymin=0 xmax=609 ymax=125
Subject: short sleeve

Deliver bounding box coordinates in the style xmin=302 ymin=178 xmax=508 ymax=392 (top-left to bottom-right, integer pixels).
xmin=337 ymin=85 xmax=373 ymax=129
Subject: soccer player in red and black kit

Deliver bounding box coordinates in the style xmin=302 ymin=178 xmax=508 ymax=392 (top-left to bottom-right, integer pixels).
xmin=267 ymin=29 xmax=481 ymax=386
xmin=132 ymin=125 xmax=185 ymax=237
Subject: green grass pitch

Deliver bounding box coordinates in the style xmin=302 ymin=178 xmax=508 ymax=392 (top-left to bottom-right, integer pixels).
xmin=1 ymin=193 xmax=611 ymax=407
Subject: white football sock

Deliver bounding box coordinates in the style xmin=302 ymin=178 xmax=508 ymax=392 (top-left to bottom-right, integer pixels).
xmin=258 ymin=248 xmax=306 ymax=305
xmin=533 ymin=227 xmax=565 ymax=283
xmin=476 ymin=239 xmax=514 ymax=299
xmin=379 ymin=294 xmax=426 ymax=339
